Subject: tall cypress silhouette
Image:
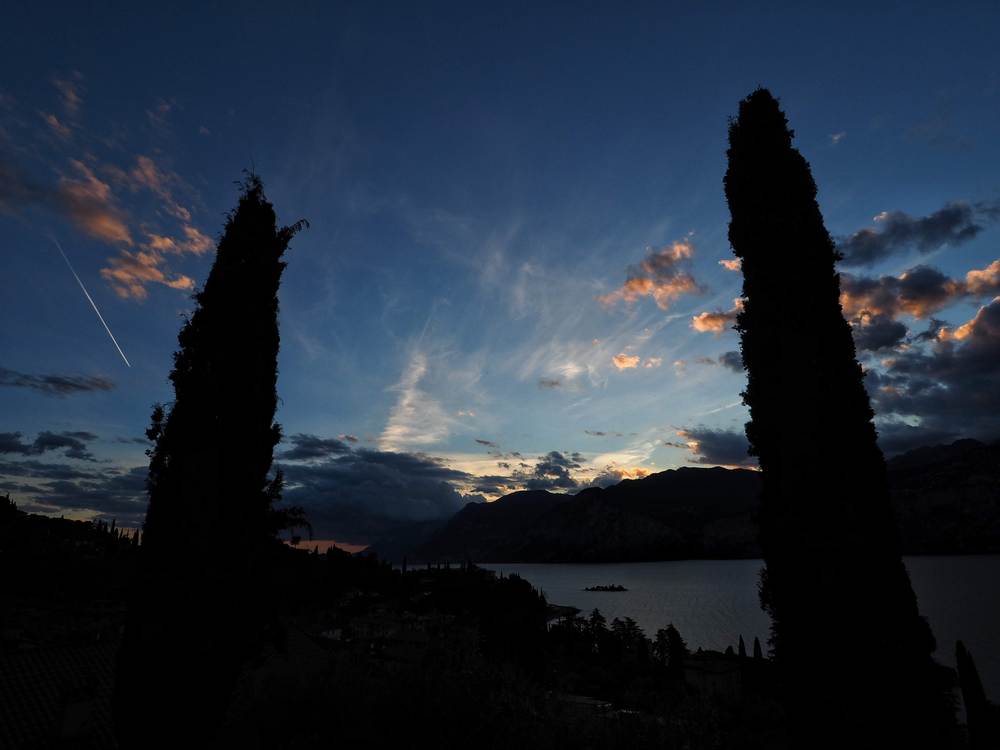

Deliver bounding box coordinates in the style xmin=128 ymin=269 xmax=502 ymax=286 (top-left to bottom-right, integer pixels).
xmin=724 ymin=89 xmax=953 ymax=745
xmin=114 ymin=175 xmax=305 ymax=746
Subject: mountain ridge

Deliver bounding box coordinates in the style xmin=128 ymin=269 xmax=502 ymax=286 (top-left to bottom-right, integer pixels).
xmin=371 ymin=438 xmax=1000 ymax=563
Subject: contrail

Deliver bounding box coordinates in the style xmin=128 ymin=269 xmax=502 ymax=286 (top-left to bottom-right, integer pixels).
xmin=50 ymin=236 xmax=131 ymax=368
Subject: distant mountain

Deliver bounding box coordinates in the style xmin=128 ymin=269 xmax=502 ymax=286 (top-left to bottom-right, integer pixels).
xmin=888 ymin=438 xmax=1000 ymax=554
xmin=410 ymin=466 xmax=763 ymax=563
xmin=370 ymin=438 xmax=1000 ymax=563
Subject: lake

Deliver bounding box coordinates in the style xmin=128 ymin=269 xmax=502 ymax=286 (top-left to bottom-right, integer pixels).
xmin=482 ymin=556 xmax=1000 ymax=699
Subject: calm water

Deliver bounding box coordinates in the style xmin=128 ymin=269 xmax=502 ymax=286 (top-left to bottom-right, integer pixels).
xmin=482 ymin=556 xmax=1000 ymax=698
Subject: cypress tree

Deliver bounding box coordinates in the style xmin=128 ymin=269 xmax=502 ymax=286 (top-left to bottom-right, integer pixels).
xmin=724 ymin=89 xmax=953 ymax=745
xmin=114 ymin=175 xmax=306 ymax=746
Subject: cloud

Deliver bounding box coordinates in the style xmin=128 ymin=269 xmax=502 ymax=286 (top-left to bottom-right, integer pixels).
xmin=100 ymin=248 xmax=195 ymax=300
xmin=143 ymin=225 xmax=213 ymax=255
xmin=510 ymin=450 xmax=583 ymax=491
xmin=475 ymin=438 xmax=499 ymax=449
xmin=0 ymin=150 xmax=208 ymax=300
xmin=719 ymin=258 xmax=741 ymax=272
xmin=599 ymin=240 xmax=703 ymax=311
xmin=672 ymin=427 xmax=754 ymax=467
xmin=841 ymin=265 xmax=963 ymax=320
xmin=538 ymin=377 xmax=562 ymax=389
xmin=57 ymin=159 xmax=134 ymax=245
xmin=0 ymin=367 xmax=114 ymax=396
xmin=130 ymin=155 xmax=192 ymax=222
xmin=19 ymin=465 xmax=148 ymax=523
xmin=691 ymin=298 xmax=743 ymax=334
xmin=278 ymin=442 xmax=475 ymax=541
xmin=717 ymin=350 xmax=743 ymax=372
xmin=280 ymin=433 xmax=353 ymax=461
xmin=588 ymin=465 xmax=652 ymax=488
xmin=829 ymin=131 xmax=847 ymax=145
xmin=612 ymin=353 xmax=640 ymax=370
xmin=837 ymin=201 xmax=999 ymax=267
xmin=841 ymin=259 xmax=1000 ymax=323
xmin=379 ymin=351 xmax=454 ymax=451
xmin=642 ymin=357 xmax=663 ymax=368
xmin=52 ymin=72 xmax=84 ymax=117
xmin=0 ymin=430 xmax=98 ymax=461
xmin=965 ymin=259 xmax=1000 ymax=296
xmin=41 ymin=112 xmax=73 ymax=140
xmin=851 ymin=313 xmax=908 ymax=351
xmin=867 ymin=295 xmax=1000 ymax=444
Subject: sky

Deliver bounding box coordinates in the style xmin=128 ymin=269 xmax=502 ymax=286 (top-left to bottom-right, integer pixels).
xmin=2 ymin=2 xmax=999 ymax=546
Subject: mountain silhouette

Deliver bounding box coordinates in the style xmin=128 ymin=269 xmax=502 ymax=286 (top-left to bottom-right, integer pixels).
xmin=407 ymin=466 xmax=762 ymax=563
xmin=374 ymin=438 xmax=1000 ymax=563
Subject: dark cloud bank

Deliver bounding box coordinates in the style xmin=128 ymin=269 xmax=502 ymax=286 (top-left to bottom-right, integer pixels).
xmin=837 ymin=200 xmax=1000 ymax=267
xmin=0 ymin=367 xmax=115 ymax=396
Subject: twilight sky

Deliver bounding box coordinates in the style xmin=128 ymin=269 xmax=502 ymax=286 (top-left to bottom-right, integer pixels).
xmin=2 ymin=3 xmax=999 ymax=544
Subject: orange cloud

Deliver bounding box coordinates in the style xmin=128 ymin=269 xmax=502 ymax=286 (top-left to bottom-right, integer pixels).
xmin=131 ymin=155 xmax=192 ymax=222
xmin=100 ymin=249 xmax=194 ymax=300
xmin=719 ymin=258 xmax=741 ymax=271
xmin=612 ymin=353 xmax=640 ymax=370
xmin=52 ymin=73 xmax=84 ymax=117
xmin=691 ymin=298 xmax=743 ymax=334
xmin=840 ymin=266 xmax=963 ymax=319
xmin=603 ymin=466 xmax=652 ymax=481
xmin=964 ymin=259 xmax=1000 ymax=297
xmin=58 ymin=160 xmax=133 ymax=245
xmin=937 ymin=295 xmax=1000 ymax=342
xmin=41 ymin=112 xmax=72 ymax=140
xmin=599 ymin=240 xmax=702 ymax=311
xmin=143 ymin=225 xmax=213 ymax=255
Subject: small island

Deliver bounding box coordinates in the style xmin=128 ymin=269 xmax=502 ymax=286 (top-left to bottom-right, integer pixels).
xmin=584 ymin=584 xmax=629 ymax=592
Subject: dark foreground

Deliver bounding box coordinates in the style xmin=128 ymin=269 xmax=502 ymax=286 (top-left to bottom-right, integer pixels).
xmin=4 ymin=502 xmax=995 ymax=748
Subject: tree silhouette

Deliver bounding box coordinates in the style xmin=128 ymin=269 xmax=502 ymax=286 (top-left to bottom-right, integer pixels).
xmin=725 ymin=89 xmax=953 ymax=745
xmin=114 ymin=175 xmax=305 ymax=747
xmin=662 ymin=623 xmax=688 ymax=678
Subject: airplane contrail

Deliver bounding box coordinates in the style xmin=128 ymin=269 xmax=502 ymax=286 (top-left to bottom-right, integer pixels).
xmin=50 ymin=236 xmax=131 ymax=368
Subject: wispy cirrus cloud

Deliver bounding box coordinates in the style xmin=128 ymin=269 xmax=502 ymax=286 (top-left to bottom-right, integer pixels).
xmin=379 ymin=350 xmax=455 ymax=451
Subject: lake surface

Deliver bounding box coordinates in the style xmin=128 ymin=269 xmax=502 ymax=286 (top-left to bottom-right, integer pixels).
xmin=482 ymin=556 xmax=1000 ymax=699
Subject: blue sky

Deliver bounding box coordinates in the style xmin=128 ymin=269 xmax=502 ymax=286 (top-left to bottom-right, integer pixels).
xmin=2 ymin=3 xmax=999 ymax=542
